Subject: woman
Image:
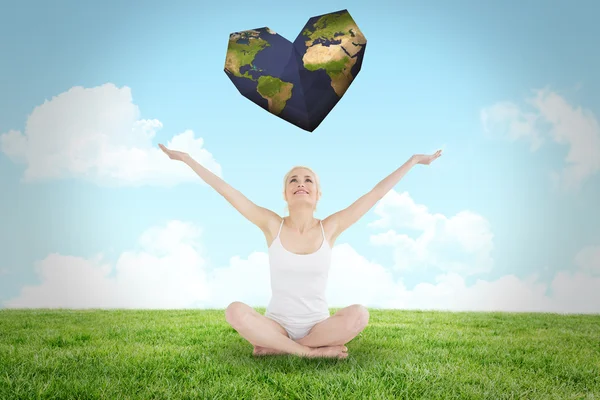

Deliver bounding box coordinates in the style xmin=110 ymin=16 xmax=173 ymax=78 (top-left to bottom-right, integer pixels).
xmin=159 ymin=143 xmax=442 ymax=359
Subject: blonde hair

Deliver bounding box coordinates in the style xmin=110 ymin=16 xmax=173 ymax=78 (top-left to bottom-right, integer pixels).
xmin=282 ymin=165 xmax=322 ymax=211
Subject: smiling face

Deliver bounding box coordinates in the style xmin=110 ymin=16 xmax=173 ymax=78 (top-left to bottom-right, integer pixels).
xmin=283 ymin=166 xmax=321 ymax=211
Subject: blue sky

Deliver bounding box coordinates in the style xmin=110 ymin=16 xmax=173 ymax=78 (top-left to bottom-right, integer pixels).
xmin=1 ymin=0 xmax=599 ymax=312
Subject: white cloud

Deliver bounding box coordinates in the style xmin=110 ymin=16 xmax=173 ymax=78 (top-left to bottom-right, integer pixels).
xmin=2 ymin=220 xmax=272 ymax=310
xmin=481 ymin=101 xmax=543 ymax=150
xmin=574 ymin=245 xmax=600 ymax=275
xmin=327 ymin=243 xmax=404 ymax=307
xmin=531 ymin=90 xmax=600 ymax=189
xmin=203 ymin=252 xmax=271 ymax=309
xmin=368 ymin=191 xmax=494 ymax=275
xmin=379 ymin=270 xmax=600 ymax=314
xmin=0 ymin=83 xmax=222 ymax=186
xmin=329 ymin=243 xmax=600 ymax=314
xmin=481 ymin=88 xmax=600 ymax=190
xmin=5 ymin=219 xmax=598 ymax=314
xmin=4 ymin=221 xmax=212 ymax=309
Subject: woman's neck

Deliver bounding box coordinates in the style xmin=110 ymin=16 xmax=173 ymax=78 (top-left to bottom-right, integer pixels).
xmin=286 ymin=207 xmax=317 ymax=234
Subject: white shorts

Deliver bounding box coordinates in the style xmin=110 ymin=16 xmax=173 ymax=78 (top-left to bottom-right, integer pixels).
xmin=264 ymin=311 xmax=330 ymax=341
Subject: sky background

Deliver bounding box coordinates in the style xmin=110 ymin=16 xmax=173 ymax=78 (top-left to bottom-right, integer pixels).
xmin=1 ymin=0 xmax=599 ymax=313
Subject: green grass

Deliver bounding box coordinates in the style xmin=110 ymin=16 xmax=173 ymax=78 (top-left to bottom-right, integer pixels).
xmin=1 ymin=309 xmax=598 ymax=399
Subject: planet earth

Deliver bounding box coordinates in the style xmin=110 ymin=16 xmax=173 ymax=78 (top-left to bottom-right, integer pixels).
xmin=224 ymin=9 xmax=367 ymax=132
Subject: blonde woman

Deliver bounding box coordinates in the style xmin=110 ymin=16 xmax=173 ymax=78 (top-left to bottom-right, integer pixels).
xmin=160 ymin=144 xmax=442 ymax=359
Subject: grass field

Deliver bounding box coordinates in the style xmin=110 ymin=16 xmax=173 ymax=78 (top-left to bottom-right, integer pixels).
xmin=1 ymin=308 xmax=598 ymax=399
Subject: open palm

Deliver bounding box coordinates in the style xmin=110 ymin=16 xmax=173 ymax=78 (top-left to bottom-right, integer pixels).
xmin=159 ymin=144 xmax=188 ymax=161
xmin=413 ymin=149 xmax=442 ymax=165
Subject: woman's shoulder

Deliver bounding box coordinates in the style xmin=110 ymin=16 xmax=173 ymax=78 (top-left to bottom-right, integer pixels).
xmin=262 ymin=213 xmax=284 ymax=247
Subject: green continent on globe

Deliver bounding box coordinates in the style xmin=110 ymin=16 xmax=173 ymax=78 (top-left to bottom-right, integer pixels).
xmin=225 ymin=30 xmax=270 ymax=79
xmin=301 ymin=10 xmax=367 ymax=97
xmin=225 ymin=29 xmax=294 ymax=114
xmin=256 ymin=76 xmax=293 ymax=115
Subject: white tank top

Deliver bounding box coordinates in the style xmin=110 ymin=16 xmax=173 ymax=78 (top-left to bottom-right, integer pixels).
xmin=265 ymin=218 xmax=332 ymax=322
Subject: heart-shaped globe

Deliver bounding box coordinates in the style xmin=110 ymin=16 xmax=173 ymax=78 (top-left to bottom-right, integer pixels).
xmin=224 ymin=9 xmax=367 ymax=132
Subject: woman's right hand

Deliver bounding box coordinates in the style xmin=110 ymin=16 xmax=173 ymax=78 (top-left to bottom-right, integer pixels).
xmin=159 ymin=143 xmax=189 ymax=162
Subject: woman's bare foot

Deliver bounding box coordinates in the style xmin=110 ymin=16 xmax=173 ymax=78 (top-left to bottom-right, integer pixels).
xmin=253 ymin=345 xmax=287 ymax=356
xmin=308 ymin=345 xmax=348 ymax=359
xmin=252 ymin=345 xmax=348 ymax=358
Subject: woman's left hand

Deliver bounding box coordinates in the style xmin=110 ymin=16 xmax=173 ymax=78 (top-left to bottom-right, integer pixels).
xmin=412 ymin=150 xmax=442 ymax=165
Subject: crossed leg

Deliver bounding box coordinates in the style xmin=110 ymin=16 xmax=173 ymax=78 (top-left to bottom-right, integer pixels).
xmin=296 ymin=304 xmax=370 ymax=347
xmin=224 ymin=301 xmax=348 ymax=358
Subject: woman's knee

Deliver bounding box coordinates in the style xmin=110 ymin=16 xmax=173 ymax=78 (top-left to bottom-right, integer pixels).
xmin=225 ymin=301 xmax=250 ymax=328
xmin=347 ymin=304 xmax=369 ymax=332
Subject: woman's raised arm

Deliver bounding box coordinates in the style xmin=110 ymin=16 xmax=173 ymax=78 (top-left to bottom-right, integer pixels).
xmin=324 ymin=150 xmax=442 ymax=243
xmin=159 ymin=144 xmax=279 ymax=232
